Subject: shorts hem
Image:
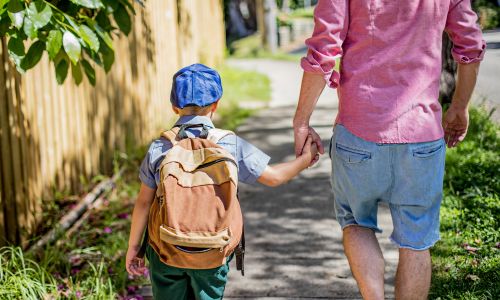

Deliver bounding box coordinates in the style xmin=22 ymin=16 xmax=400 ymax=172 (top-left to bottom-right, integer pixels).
xmin=389 ymin=236 xmax=440 ymax=251
xmin=340 ymin=222 xmax=383 ymax=234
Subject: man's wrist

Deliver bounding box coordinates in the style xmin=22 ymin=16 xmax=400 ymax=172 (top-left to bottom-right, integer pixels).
xmin=450 ymin=100 xmax=469 ymax=110
xmin=293 ymin=119 xmax=309 ymax=128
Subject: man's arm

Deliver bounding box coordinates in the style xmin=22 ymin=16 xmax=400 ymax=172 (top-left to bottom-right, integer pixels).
xmin=294 ymin=0 xmax=348 ymax=160
xmin=443 ymin=0 xmax=485 ymax=148
xmin=443 ymin=62 xmax=480 ymax=147
xmin=293 ymin=72 xmax=326 ymax=159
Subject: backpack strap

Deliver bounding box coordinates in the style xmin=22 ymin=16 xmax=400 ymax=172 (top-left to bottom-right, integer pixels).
xmin=207 ymin=129 xmax=235 ymax=144
xmin=160 ymin=128 xmax=180 ymax=145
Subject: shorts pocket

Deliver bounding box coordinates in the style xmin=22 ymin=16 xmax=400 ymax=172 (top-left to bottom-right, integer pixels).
xmin=335 ymin=143 xmax=371 ymax=163
xmin=412 ymin=142 xmax=444 ymax=158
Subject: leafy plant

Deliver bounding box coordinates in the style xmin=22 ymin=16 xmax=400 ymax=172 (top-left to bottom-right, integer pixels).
xmin=0 ymin=0 xmax=141 ymax=85
xmin=430 ymin=106 xmax=500 ymax=299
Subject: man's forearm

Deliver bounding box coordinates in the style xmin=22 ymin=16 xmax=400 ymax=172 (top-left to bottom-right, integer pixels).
xmin=293 ymin=72 xmax=326 ymax=126
xmin=451 ymin=62 xmax=480 ymax=109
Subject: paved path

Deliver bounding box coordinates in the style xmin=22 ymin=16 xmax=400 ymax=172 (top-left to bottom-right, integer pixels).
xmin=475 ymin=30 xmax=500 ymax=120
xmin=224 ymin=59 xmax=399 ymax=299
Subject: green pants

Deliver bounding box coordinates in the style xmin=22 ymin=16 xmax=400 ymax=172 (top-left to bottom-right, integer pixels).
xmin=146 ymin=246 xmax=231 ymax=300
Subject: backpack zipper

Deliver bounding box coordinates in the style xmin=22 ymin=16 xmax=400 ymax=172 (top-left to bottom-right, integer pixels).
xmin=196 ymin=158 xmax=237 ymax=170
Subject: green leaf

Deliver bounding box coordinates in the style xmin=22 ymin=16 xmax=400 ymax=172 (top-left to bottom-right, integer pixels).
xmin=23 ymin=17 xmax=37 ymax=39
xmin=100 ymin=44 xmax=114 ymax=73
xmin=0 ymin=15 xmax=11 ymax=35
xmin=71 ymin=62 xmax=83 ymax=85
xmin=0 ymin=0 xmax=9 ymax=9
xmin=7 ymin=0 xmax=23 ymax=13
xmin=20 ymin=40 xmax=45 ymax=71
xmin=95 ymin=10 xmax=112 ymax=31
xmin=55 ymin=59 xmax=69 ymax=84
xmin=26 ymin=0 xmax=52 ymax=29
xmin=94 ymin=23 xmax=113 ymax=50
xmin=113 ymin=4 xmax=131 ymax=35
xmin=79 ymin=25 xmax=99 ymax=52
xmin=69 ymin=0 xmax=103 ymax=9
xmin=81 ymin=60 xmax=96 ymax=85
xmin=47 ymin=30 xmax=62 ymax=60
xmin=102 ymin=0 xmax=118 ymax=11
xmin=63 ymin=31 xmax=81 ymax=64
xmin=8 ymin=11 xmax=24 ymax=29
xmin=7 ymin=36 xmax=25 ymax=67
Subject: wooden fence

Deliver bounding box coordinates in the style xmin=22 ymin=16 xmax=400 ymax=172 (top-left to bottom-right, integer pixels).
xmin=0 ymin=0 xmax=225 ymax=246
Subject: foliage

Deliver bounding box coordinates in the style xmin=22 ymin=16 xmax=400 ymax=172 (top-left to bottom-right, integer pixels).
xmin=0 ymin=246 xmax=57 ymax=298
xmin=473 ymin=0 xmax=500 ymax=29
xmin=0 ymin=0 xmax=140 ymax=85
xmin=430 ymin=107 xmax=500 ymax=299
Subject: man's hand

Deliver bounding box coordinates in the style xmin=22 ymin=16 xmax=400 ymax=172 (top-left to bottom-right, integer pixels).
xmin=126 ymin=245 xmax=148 ymax=276
xmin=294 ymin=124 xmax=324 ymax=165
xmin=443 ymin=104 xmax=469 ymax=148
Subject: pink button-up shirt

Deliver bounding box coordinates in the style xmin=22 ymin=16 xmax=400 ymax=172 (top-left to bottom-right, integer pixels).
xmin=301 ymin=0 xmax=485 ymax=143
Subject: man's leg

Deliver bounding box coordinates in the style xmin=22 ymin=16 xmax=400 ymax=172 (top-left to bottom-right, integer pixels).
xmin=395 ymin=248 xmax=431 ymax=300
xmin=343 ymin=226 xmax=385 ymax=300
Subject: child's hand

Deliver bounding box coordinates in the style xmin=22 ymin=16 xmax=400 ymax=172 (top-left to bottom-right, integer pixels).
xmin=126 ymin=245 xmax=148 ymax=277
xmin=301 ymin=135 xmax=319 ymax=166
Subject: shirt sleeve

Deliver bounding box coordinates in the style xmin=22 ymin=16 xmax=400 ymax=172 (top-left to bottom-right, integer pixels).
xmin=445 ymin=0 xmax=486 ymax=64
xmin=300 ymin=0 xmax=349 ymax=88
xmin=139 ymin=143 xmax=158 ymax=189
xmin=234 ymin=136 xmax=271 ymax=184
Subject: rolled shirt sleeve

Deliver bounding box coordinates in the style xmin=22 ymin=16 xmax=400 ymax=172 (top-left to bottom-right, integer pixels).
xmin=445 ymin=0 xmax=486 ymax=64
xmin=301 ymin=0 xmax=349 ymax=88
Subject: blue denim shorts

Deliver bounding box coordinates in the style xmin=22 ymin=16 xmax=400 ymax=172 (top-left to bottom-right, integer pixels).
xmin=329 ymin=124 xmax=446 ymax=250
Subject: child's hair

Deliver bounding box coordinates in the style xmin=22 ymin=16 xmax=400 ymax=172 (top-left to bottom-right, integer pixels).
xmin=176 ymin=104 xmax=214 ymax=116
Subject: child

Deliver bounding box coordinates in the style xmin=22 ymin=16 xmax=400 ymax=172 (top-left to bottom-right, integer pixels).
xmin=126 ymin=63 xmax=318 ymax=300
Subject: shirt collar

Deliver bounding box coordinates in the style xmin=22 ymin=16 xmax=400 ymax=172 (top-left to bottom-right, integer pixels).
xmin=174 ymin=115 xmax=215 ymax=128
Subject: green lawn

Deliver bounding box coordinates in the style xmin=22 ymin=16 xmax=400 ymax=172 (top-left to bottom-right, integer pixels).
xmin=216 ymin=65 xmax=271 ymax=130
xmin=430 ymin=107 xmax=500 ymax=300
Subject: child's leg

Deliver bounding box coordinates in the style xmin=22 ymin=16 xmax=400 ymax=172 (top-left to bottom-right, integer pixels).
xmin=187 ymin=260 xmax=231 ymax=300
xmin=146 ymin=246 xmax=191 ymax=299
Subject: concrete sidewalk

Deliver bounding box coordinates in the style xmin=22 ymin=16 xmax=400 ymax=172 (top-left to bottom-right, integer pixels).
xmin=224 ymin=59 xmax=399 ymax=299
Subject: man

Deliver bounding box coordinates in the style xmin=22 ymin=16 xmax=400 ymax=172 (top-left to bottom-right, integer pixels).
xmin=293 ymin=1 xmax=484 ymax=299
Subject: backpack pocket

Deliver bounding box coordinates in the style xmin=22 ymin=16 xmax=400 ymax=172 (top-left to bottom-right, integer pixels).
xmin=160 ymin=225 xmax=231 ymax=249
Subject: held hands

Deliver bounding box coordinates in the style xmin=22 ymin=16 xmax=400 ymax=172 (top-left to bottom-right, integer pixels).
xmin=443 ymin=103 xmax=469 ymax=148
xmin=125 ymin=245 xmax=148 ymax=277
xmin=294 ymin=125 xmax=324 ymax=166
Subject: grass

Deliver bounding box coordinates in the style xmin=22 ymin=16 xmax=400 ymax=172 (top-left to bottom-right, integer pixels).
xmin=216 ymin=65 xmax=271 ymax=130
xmin=0 ymin=65 xmax=271 ymax=299
xmin=228 ymin=34 xmax=302 ymax=62
xmin=430 ymin=107 xmax=500 ymax=300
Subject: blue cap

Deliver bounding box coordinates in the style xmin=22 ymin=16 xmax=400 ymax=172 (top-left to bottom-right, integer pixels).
xmin=170 ymin=63 xmax=223 ymax=108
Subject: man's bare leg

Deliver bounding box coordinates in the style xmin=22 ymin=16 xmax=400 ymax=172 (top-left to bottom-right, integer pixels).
xmin=343 ymin=226 xmax=385 ymax=300
xmin=395 ymin=248 xmax=431 ymax=300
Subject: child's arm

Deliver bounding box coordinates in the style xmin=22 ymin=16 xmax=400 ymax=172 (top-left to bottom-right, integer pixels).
xmin=257 ymin=136 xmax=318 ymax=187
xmin=126 ymin=183 xmax=156 ymax=276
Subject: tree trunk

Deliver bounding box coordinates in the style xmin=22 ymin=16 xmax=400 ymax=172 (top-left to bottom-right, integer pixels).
xmin=439 ymin=33 xmax=457 ymax=104
xmin=256 ymin=0 xmax=278 ymax=53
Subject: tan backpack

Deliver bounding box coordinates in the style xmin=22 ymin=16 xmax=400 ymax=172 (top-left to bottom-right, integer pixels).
xmin=143 ymin=124 xmax=245 ymax=273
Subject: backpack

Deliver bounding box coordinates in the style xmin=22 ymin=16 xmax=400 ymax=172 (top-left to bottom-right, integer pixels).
xmin=141 ymin=123 xmax=245 ymax=274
